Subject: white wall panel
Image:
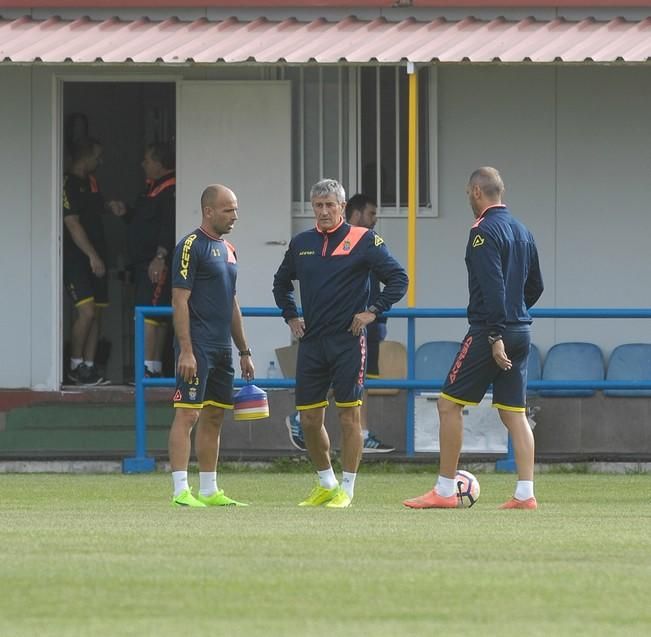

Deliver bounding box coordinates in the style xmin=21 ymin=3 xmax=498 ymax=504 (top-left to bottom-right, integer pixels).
xmin=29 ymin=69 xmax=58 ymax=389
xmin=555 ymin=67 xmax=651 ymax=355
xmin=0 ymin=68 xmax=32 ymax=387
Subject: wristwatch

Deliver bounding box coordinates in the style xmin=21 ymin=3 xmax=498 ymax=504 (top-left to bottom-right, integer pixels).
xmin=487 ymin=334 xmax=503 ymax=345
xmin=239 ymin=348 xmax=252 ymax=357
xmin=367 ymin=305 xmax=381 ymax=316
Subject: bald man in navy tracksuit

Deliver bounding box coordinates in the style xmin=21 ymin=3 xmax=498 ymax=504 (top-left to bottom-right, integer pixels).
xmin=273 ymin=179 xmax=408 ymax=508
xmin=405 ymin=167 xmax=543 ymax=511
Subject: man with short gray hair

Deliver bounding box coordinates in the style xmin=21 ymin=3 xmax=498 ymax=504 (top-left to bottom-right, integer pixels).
xmin=274 ymin=178 xmax=408 ymax=508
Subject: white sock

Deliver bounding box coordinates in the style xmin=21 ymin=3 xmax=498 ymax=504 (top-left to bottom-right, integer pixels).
xmin=172 ymin=470 xmax=189 ymax=497
xmin=70 ymin=358 xmax=83 ymax=370
xmin=435 ymin=475 xmax=456 ymax=498
xmin=514 ymin=480 xmax=534 ymax=501
xmin=84 ymin=360 xmax=95 ymax=368
xmin=151 ymin=360 xmax=163 ymax=373
xmin=317 ymin=467 xmax=338 ymax=489
xmin=342 ymin=471 xmax=357 ymax=499
xmin=362 ymin=430 xmax=369 ymax=440
xmin=199 ymin=472 xmax=218 ymax=497
xmin=145 ymin=360 xmax=156 ymax=372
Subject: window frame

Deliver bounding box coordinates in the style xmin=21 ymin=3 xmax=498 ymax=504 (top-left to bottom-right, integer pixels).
xmin=288 ymin=64 xmax=438 ymax=218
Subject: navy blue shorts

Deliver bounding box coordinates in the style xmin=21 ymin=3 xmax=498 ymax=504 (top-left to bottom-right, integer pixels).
xmin=64 ymin=256 xmax=109 ymax=307
xmin=172 ymin=345 xmax=234 ymax=410
xmin=296 ymin=332 xmax=366 ymax=409
xmin=441 ymin=326 xmax=531 ymax=412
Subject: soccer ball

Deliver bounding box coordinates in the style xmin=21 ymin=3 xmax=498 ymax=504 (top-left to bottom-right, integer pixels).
xmin=455 ymin=470 xmax=480 ymax=508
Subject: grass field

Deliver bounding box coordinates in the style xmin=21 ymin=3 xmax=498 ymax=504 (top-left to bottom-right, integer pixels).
xmin=1 ymin=470 xmax=650 ymax=637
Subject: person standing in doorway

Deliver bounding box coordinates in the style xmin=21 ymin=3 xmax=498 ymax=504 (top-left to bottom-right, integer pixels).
xmin=274 ymin=179 xmax=408 ymax=508
xmin=63 ymin=137 xmax=120 ymax=385
xmin=168 ymin=184 xmax=255 ymax=507
xmin=285 ymin=193 xmax=395 ymax=453
xmin=404 ymin=167 xmax=543 ymax=510
xmin=113 ymin=142 xmax=176 ymax=380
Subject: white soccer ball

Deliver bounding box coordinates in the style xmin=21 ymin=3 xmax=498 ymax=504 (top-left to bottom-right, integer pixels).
xmin=455 ymin=470 xmax=480 ymax=508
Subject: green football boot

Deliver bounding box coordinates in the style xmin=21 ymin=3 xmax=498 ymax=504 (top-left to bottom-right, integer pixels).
xmin=325 ymin=487 xmax=352 ymax=508
xmin=298 ymin=484 xmax=340 ymax=507
xmin=172 ymin=488 xmax=207 ymax=508
xmin=197 ymin=489 xmax=249 ymax=507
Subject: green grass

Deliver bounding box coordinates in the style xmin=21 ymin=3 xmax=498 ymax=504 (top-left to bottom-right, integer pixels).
xmin=1 ymin=472 xmax=650 ymax=637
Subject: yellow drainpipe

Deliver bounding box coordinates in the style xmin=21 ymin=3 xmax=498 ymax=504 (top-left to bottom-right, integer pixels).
xmin=407 ymin=62 xmax=418 ymax=307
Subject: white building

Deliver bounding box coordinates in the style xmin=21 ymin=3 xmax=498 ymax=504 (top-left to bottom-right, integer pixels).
xmin=1 ymin=0 xmax=651 ymax=391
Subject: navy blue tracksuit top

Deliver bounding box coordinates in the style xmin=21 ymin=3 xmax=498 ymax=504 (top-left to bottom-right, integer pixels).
xmin=273 ymin=219 xmax=408 ymax=341
xmin=466 ymin=205 xmax=543 ymax=334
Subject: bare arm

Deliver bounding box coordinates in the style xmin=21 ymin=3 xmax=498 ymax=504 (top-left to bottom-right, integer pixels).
xmin=231 ymin=297 xmax=255 ymax=381
xmin=172 ymin=287 xmax=196 ymax=382
xmin=63 ymin=215 xmax=105 ymax=277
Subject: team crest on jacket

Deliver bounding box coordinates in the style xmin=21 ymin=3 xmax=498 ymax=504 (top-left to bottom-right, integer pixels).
xmin=374 ymin=235 xmax=385 ymax=246
xmin=343 ymin=240 xmax=351 ymax=252
xmin=472 ymin=235 xmax=485 ymax=248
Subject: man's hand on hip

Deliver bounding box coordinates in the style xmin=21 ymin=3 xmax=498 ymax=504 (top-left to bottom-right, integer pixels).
xmin=349 ymin=311 xmax=376 ymax=336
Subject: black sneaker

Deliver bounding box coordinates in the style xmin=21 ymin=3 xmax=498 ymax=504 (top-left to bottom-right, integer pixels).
xmin=362 ymin=432 xmax=395 ymax=454
xmin=68 ymin=363 xmax=105 ymax=387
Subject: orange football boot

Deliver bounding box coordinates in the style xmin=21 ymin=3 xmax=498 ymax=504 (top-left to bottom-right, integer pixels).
xmin=403 ymin=489 xmax=458 ymax=509
xmin=498 ymin=497 xmax=538 ymax=510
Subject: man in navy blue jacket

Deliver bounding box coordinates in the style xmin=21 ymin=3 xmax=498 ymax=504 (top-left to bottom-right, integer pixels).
xmin=404 ymin=167 xmax=543 ymax=510
xmin=284 ymin=193 xmax=395 ymax=454
xmin=274 ymin=179 xmax=408 ymax=508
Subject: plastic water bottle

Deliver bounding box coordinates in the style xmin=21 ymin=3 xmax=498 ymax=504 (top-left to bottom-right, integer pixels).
xmin=266 ymin=361 xmax=278 ymax=379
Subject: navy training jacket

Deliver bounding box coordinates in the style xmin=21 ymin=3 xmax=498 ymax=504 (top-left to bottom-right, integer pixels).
xmin=273 ymin=219 xmax=408 ymax=340
xmin=466 ymin=205 xmax=544 ymax=333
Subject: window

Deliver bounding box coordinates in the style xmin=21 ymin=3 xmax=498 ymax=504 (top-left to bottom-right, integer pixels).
xmin=285 ymin=65 xmax=436 ymax=216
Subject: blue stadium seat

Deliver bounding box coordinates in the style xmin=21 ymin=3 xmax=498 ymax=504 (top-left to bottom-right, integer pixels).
xmin=540 ymin=342 xmax=604 ymax=397
xmin=604 ymin=343 xmax=651 ymax=397
xmin=415 ymin=341 xmax=461 ymax=385
xmin=526 ymin=343 xmax=542 ymax=395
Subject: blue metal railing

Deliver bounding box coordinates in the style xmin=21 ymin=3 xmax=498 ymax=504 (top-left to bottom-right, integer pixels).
xmin=122 ymin=306 xmax=651 ymax=473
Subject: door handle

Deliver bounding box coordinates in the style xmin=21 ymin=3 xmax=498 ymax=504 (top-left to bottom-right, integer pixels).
xmin=265 ymin=240 xmax=288 ymax=246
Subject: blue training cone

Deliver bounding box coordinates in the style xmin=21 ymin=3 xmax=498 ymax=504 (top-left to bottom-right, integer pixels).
xmin=233 ymin=384 xmax=270 ymax=421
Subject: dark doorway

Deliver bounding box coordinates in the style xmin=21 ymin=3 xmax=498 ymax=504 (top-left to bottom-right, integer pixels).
xmin=62 ymin=82 xmax=175 ymax=385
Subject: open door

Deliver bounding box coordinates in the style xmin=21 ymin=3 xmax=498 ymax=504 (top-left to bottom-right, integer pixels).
xmin=177 ymin=81 xmax=292 ymax=376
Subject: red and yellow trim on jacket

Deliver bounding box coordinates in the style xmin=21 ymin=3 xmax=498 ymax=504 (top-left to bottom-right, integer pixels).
xmin=331 ymin=226 xmax=369 ymax=256
xmin=147 ymin=176 xmax=176 ymax=198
